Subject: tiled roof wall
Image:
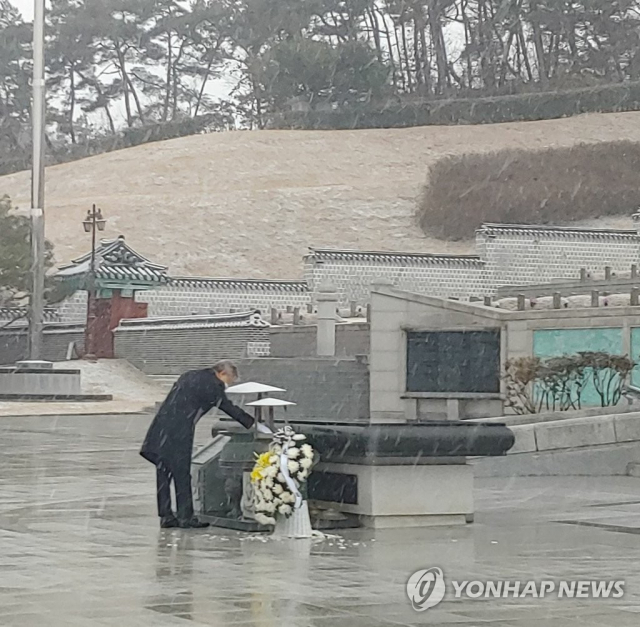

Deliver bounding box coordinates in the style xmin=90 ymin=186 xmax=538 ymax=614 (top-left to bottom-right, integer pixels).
xmin=47 ymin=222 xmax=640 ymax=323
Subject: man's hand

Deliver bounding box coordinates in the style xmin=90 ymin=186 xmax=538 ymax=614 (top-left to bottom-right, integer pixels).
xmin=256 ymin=422 xmax=273 ymax=435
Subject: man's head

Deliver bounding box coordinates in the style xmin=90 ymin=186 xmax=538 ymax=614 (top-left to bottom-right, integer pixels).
xmin=212 ymin=360 xmax=239 ymax=387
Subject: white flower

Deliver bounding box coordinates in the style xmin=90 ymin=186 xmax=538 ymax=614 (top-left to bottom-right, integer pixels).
xmin=272 ymin=483 xmax=283 ymax=495
xmin=255 ymin=513 xmax=276 ymax=526
xmin=276 ymin=472 xmax=285 ymax=483
xmin=300 ymin=444 xmax=313 ymax=458
xmin=293 ymin=434 xmax=306 ymax=441
xmin=287 ymin=447 xmax=300 ymax=459
xmin=264 ymin=466 xmax=278 ymax=478
xmin=287 ymin=460 xmax=300 ymax=474
xmin=300 ymin=457 xmax=313 ymax=470
xmin=278 ymin=504 xmax=293 ymax=516
xmin=264 ymin=477 xmax=274 ymax=488
xmin=269 ymin=455 xmax=279 ymax=464
xmin=264 ymin=501 xmax=277 ymax=513
xmin=297 ymin=470 xmax=308 ymax=481
xmin=281 ymin=491 xmax=295 ymax=504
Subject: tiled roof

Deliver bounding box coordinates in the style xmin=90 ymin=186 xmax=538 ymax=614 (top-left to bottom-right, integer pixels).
xmin=308 ymin=248 xmax=483 ymax=266
xmin=96 ymin=265 xmax=167 ymax=282
xmin=170 ymin=277 xmax=308 ymax=291
xmin=0 ymin=307 xmax=61 ymax=323
xmin=116 ymin=310 xmax=269 ymax=331
xmin=478 ymin=223 xmax=639 ymax=239
xmin=57 ymin=236 xmax=168 ymax=284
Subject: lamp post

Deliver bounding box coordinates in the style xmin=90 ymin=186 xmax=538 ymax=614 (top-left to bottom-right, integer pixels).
xmin=28 ymin=0 xmax=46 ymax=360
xmin=83 ymin=205 xmax=106 ymax=358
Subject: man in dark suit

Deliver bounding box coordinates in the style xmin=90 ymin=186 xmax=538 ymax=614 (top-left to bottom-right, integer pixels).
xmin=141 ymin=360 xmax=257 ymax=528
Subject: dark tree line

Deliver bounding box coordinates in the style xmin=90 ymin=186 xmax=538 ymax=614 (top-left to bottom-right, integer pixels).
xmin=1 ymin=0 xmax=639 ymax=145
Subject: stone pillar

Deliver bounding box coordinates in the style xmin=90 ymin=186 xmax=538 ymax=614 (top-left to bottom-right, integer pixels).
xmin=316 ymin=282 xmax=338 ymax=356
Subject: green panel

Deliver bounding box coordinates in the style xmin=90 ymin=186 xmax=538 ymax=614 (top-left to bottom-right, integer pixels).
xmin=533 ymin=328 xmax=623 ymax=407
xmin=533 ymin=328 xmax=622 ymax=358
xmin=630 ymin=328 xmax=640 ymax=388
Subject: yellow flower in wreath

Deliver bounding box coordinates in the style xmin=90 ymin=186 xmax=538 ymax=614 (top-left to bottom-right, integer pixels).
xmin=251 ymin=452 xmax=273 ymax=483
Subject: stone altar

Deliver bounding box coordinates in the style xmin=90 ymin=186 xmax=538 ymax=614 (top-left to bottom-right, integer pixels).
xmin=293 ymin=421 xmax=514 ymax=528
xmin=193 ymin=419 xmax=514 ymax=530
xmin=192 ymin=424 xmax=272 ymax=531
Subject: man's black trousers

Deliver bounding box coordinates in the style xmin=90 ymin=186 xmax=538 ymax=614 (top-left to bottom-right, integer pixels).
xmin=155 ymin=458 xmax=194 ymax=521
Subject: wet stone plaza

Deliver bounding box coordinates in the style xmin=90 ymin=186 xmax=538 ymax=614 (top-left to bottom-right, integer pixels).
xmin=2 ymin=414 xmax=640 ymax=627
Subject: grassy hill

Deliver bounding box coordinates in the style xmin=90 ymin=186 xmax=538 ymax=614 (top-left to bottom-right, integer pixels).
xmin=2 ymin=111 xmax=640 ymax=280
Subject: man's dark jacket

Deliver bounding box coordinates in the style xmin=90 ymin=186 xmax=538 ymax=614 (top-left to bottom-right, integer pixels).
xmin=140 ymin=368 xmax=254 ymax=465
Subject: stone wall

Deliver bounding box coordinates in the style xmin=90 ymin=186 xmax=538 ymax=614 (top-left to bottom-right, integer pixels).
xmin=137 ymin=278 xmax=310 ymax=317
xmin=304 ymin=250 xmax=488 ymax=305
xmin=269 ymin=324 xmax=370 ymax=358
xmin=54 ymin=291 xmax=88 ymax=323
xmin=368 ymin=284 xmax=640 ymax=423
xmin=49 ymin=222 xmax=640 ymax=323
xmin=478 ymin=224 xmax=640 ymax=288
xmin=51 ymin=280 xmax=310 ymax=325
xmin=0 ymin=325 xmax=85 ymax=365
xmin=235 ymin=357 xmax=370 ymax=423
xmin=305 ymin=225 xmax=640 ymax=305
xmin=369 ymin=286 xmax=505 ymax=424
xmin=114 ymin=315 xmax=270 ymax=375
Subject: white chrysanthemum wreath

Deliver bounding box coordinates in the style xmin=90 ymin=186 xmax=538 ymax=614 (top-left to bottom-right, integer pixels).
xmin=250 ymin=426 xmax=316 ymax=526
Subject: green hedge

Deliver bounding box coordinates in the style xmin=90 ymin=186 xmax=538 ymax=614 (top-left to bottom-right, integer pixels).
xmin=419 ymin=140 xmax=640 ymax=240
xmin=3 ymin=82 xmax=640 ymax=177
xmin=272 ymin=81 xmax=640 ymax=130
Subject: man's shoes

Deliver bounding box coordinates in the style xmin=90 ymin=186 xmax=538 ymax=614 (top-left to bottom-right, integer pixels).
xmin=160 ymin=516 xmax=180 ymax=529
xmin=178 ymin=518 xmax=210 ymax=529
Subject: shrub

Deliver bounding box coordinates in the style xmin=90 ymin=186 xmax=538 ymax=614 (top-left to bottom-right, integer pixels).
xmin=504 ymin=353 xmax=635 ymax=414
xmin=419 ymin=140 xmax=640 ymax=240
xmin=577 ymin=352 xmax=635 ymax=407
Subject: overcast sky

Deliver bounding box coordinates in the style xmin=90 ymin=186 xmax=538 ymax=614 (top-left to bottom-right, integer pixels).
xmin=12 ymin=0 xmax=35 ymax=21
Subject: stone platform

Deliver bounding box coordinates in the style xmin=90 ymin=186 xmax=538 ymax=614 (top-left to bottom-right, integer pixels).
xmin=0 ymin=364 xmax=112 ymax=402
xmin=0 ymin=366 xmax=82 ymax=396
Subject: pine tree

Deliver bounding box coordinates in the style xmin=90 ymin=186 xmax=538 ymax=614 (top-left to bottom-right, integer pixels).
xmin=0 ymin=1 xmax=31 ymax=170
xmin=0 ymin=196 xmax=54 ymax=308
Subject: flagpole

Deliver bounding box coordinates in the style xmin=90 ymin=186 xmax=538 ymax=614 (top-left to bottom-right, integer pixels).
xmin=29 ymin=0 xmax=46 ymax=359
